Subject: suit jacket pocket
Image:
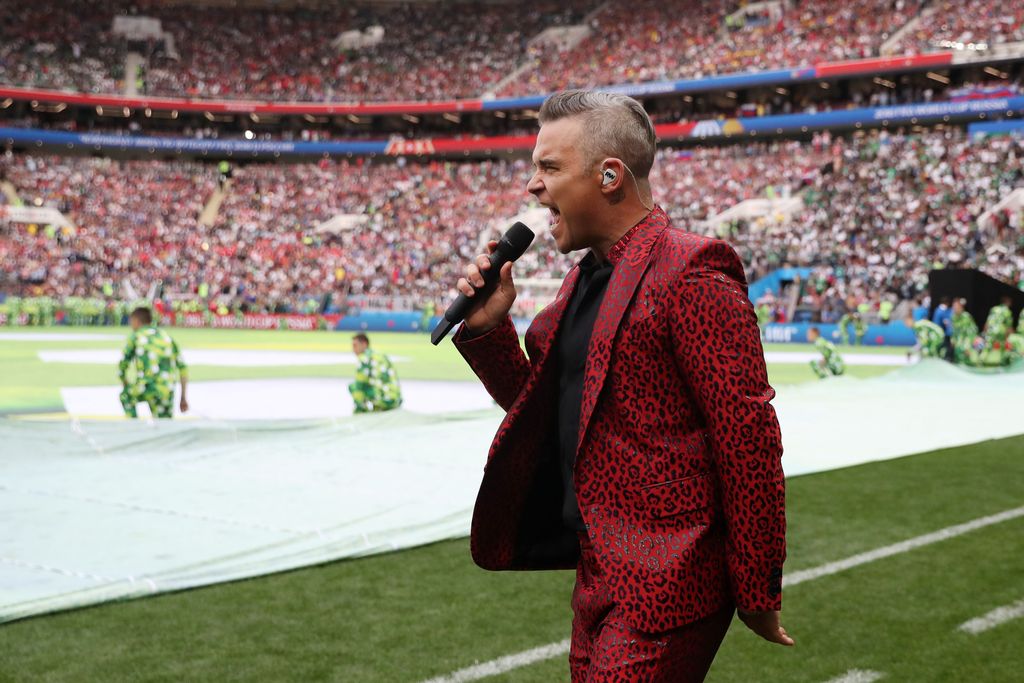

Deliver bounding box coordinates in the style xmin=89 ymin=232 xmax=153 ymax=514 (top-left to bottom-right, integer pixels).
xmin=639 ymin=472 xmax=715 ymax=520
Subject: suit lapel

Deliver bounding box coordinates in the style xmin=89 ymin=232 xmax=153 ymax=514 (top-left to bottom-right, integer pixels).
xmin=576 ymin=208 xmax=670 ymax=454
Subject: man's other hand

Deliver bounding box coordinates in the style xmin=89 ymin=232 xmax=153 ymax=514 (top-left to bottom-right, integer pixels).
xmin=737 ymin=609 xmax=794 ymax=646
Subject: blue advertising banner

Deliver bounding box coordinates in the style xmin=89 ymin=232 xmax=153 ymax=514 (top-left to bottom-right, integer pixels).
xmin=331 ymin=312 xmax=916 ymax=346
xmin=0 ymin=127 xmax=389 ymax=156
xmin=967 ymin=118 xmax=1024 ymax=136
xmin=5 ymin=97 xmax=1024 ymax=157
xmin=744 ymin=97 xmax=1024 ymax=135
xmin=762 ymin=322 xmax=915 ymax=346
xmin=748 ymin=267 xmax=814 ymax=304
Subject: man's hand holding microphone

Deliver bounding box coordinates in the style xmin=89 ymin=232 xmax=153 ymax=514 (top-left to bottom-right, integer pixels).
xmin=430 ymin=222 xmax=534 ymax=345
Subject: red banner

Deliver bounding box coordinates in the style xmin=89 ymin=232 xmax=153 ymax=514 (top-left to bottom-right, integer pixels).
xmin=814 ymin=52 xmax=953 ymax=78
xmin=0 ymin=85 xmax=484 ymax=116
xmin=0 ymin=51 xmax=958 ymax=118
xmin=395 ymin=124 xmax=700 ymax=157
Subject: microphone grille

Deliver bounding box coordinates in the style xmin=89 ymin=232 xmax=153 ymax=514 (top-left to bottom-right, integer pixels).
xmin=503 ymin=222 xmax=536 ymax=260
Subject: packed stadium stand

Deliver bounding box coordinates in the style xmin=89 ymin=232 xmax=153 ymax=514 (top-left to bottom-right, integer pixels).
xmin=890 ymin=0 xmax=1024 ymax=55
xmin=0 ymin=0 xmax=596 ymax=101
xmin=500 ymin=0 xmax=930 ymax=96
xmin=2 ymin=129 xmax=1022 ymax=320
xmin=2 ymin=0 xmax=1021 ymax=102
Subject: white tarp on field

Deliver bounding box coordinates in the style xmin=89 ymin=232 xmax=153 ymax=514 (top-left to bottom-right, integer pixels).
xmin=0 ymin=410 xmax=499 ymax=624
xmin=60 ymin=378 xmax=493 ymax=419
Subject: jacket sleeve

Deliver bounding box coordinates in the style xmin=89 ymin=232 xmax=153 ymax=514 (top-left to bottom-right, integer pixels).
xmin=452 ymin=315 xmax=531 ymax=412
xmin=669 ymin=239 xmax=786 ymax=612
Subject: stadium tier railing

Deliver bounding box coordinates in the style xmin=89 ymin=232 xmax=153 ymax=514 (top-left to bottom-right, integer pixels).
xmin=0 ymin=52 xmax=960 ymax=117
xmin=4 ymin=95 xmax=1024 ymax=159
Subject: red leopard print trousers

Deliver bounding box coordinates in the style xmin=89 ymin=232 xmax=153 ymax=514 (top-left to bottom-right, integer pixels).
xmin=570 ymin=533 xmax=734 ymax=683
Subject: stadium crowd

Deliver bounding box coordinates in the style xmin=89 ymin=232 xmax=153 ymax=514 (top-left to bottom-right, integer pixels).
xmin=2 ymin=128 xmax=1023 ymax=322
xmin=746 ymin=129 xmax=1024 ymax=324
xmin=0 ymin=0 xmax=592 ymax=102
xmin=3 ymin=0 xmax=1022 ymax=103
xmin=503 ymin=0 xmax=926 ymax=97
xmin=890 ymin=0 xmax=1024 ymax=55
xmin=0 ymin=153 xmax=536 ymax=314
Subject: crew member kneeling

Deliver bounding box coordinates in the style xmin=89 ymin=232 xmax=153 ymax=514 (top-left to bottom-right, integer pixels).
xmin=119 ymin=307 xmax=188 ymax=419
xmin=349 ymin=333 xmax=402 ymax=413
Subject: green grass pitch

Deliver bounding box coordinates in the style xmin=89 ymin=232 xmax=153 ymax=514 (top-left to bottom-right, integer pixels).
xmin=0 ymin=435 xmax=1021 ymax=682
xmin=0 ymin=326 xmax=900 ymax=414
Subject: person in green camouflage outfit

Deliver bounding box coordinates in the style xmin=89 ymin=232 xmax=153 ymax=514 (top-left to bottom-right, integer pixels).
xmin=981 ymin=297 xmax=1015 ymax=365
xmin=837 ymin=310 xmax=867 ymax=346
xmin=906 ymin=314 xmax=945 ymax=359
xmin=420 ymin=300 xmax=436 ymax=333
xmin=0 ymin=295 xmax=21 ymax=325
xmin=879 ymin=299 xmax=894 ymax=325
xmin=38 ymin=296 xmax=55 ymax=326
xmin=983 ymin=297 xmax=1014 ymax=341
xmin=118 ymin=307 xmax=189 ymax=419
xmin=808 ymin=326 xmax=845 ymax=379
xmin=1007 ymin=307 xmax=1024 ymax=363
xmin=21 ymin=297 xmax=39 ymax=325
xmin=348 ymin=333 xmax=402 ymax=413
xmin=1008 ymin=327 xmax=1024 ymax=363
xmin=755 ymin=302 xmax=772 ymax=332
xmin=950 ymin=299 xmax=980 ymax=366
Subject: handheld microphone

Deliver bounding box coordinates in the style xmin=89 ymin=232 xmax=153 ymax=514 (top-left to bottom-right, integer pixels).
xmin=431 ymin=221 xmax=535 ymax=345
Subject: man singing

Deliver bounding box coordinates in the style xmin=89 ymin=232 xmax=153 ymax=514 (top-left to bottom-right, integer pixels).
xmin=452 ymin=90 xmax=790 ymax=682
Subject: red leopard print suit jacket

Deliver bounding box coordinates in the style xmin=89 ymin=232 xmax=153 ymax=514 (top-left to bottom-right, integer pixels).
xmin=453 ymin=207 xmax=786 ymax=633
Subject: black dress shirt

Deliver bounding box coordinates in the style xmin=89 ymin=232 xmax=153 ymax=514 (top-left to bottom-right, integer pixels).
xmin=556 ymin=251 xmax=614 ymax=531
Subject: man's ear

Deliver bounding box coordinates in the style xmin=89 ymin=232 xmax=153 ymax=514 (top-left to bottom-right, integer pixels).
xmin=598 ymin=158 xmax=626 ymax=204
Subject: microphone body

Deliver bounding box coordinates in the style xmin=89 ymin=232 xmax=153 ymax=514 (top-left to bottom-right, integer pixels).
xmin=431 ymin=222 xmax=535 ymax=345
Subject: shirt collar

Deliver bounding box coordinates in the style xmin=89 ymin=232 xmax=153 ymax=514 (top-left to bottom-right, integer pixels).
xmin=577 ymin=250 xmax=609 ymax=275
xmin=587 ymin=206 xmax=660 ymax=269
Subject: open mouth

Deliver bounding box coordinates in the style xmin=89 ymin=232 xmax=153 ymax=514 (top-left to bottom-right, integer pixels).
xmin=548 ymin=207 xmax=561 ymax=229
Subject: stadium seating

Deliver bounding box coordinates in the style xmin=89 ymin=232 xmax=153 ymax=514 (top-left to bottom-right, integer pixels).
xmin=2 ymin=130 xmax=1022 ymax=318
xmin=0 ymin=0 xmax=593 ymax=102
xmin=501 ymin=0 xmax=926 ymax=97
xmin=890 ymin=0 xmax=1024 ymax=55
xmin=4 ymin=0 xmax=1020 ymax=103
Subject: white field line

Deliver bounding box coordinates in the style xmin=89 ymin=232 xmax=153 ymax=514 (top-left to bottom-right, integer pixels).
xmin=420 ymin=640 xmax=572 ymax=683
xmin=822 ymin=669 xmax=885 ymax=683
xmin=783 ymin=505 xmax=1024 ymax=586
xmin=958 ymin=598 xmax=1024 ymax=635
xmin=420 ymin=505 xmax=1024 ymax=683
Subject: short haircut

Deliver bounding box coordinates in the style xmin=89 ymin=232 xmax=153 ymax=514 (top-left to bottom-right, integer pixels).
xmin=130 ymin=307 xmax=152 ymax=324
xmin=352 ymin=333 xmax=369 ymax=345
xmin=808 ymin=326 xmax=820 ymax=335
xmin=538 ymin=90 xmax=657 ymax=178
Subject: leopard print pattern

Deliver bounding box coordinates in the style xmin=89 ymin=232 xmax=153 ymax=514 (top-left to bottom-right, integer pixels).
xmin=454 ymin=206 xmax=785 ymax=633
xmin=571 ymin=534 xmax=734 ymax=682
